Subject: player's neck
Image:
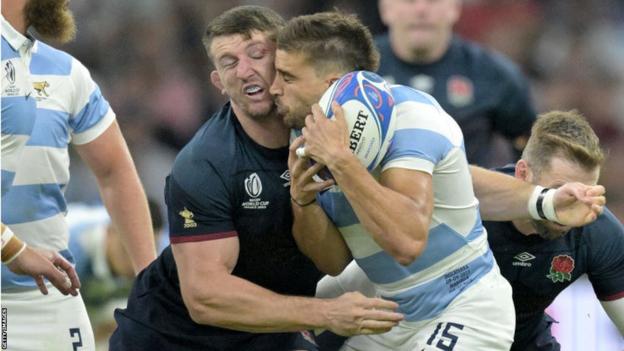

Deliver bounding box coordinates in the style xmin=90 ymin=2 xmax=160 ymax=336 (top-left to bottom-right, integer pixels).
xmin=2 ymin=3 xmax=28 ymax=35
xmin=232 ymin=104 xmax=289 ymax=149
xmin=389 ymin=31 xmax=452 ymax=64
xmin=511 ymin=219 xmax=539 ymax=236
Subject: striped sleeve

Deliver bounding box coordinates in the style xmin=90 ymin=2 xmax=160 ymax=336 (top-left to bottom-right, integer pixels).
xmin=381 ymin=97 xmax=463 ymax=174
xmin=68 ymin=59 xmax=115 ymax=145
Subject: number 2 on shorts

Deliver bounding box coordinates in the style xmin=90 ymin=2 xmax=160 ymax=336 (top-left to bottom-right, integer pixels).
xmin=69 ymin=328 xmax=82 ymax=351
xmin=426 ymin=322 xmax=464 ymax=350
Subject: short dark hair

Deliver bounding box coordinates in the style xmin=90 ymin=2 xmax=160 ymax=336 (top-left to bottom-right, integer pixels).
xmin=276 ymin=11 xmax=380 ymax=74
xmin=522 ymin=110 xmax=604 ymax=176
xmin=203 ymin=6 xmax=285 ymax=61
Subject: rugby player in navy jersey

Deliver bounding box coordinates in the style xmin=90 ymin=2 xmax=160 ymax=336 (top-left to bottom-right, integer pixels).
xmin=482 ymin=110 xmax=624 ymax=351
xmin=109 ymin=6 xmax=404 ymax=351
xmin=376 ymin=0 xmax=536 ymax=167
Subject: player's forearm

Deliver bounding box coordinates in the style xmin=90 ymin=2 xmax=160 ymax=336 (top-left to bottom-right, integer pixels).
xmin=470 ymin=165 xmax=534 ymax=220
xmin=96 ymin=164 xmax=156 ymax=274
xmin=292 ymin=202 xmax=351 ymax=276
xmin=183 ymin=271 xmax=329 ymax=332
xmin=328 ymin=154 xmax=428 ymax=265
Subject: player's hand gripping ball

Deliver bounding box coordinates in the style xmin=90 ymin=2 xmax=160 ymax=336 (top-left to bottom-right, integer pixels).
xmin=296 ymin=71 xmax=397 ymax=180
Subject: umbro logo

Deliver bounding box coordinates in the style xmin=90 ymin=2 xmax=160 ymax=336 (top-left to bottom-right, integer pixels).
xmin=280 ymin=170 xmax=290 ymax=187
xmin=513 ymin=252 xmax=535 ymax=267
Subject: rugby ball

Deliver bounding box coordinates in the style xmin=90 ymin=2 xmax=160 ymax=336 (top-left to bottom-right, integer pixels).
xmin=309 ymin=71 xmax=396 ymax=179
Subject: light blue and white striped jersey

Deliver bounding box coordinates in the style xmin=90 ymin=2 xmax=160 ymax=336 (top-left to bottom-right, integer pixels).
xmin=1 ymin=17 xmax=115 ymax=290
xmin=317 ymin=84 xmax=495 ymax=322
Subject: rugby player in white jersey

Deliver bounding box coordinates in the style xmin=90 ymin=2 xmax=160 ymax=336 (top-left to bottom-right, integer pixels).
xmin=1 ymin=1 xmax=156 ymax=350
xmin=271 ymin=11 xmax=605 ymax=350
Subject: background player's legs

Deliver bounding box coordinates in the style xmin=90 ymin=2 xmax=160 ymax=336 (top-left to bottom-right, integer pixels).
xmin=2 ymin=287 xmax=95 ymax=351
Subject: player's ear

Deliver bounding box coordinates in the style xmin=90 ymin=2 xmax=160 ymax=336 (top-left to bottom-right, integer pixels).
xmin=210 ymin=71 xmax=226 ymax=95
xmin=515 ymin=159 xmax=531 ymax=182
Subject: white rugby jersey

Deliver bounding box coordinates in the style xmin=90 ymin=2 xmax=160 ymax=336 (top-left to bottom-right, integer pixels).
xmin=317 ymin=84 xmax=495 ymax=322
xmin=1 ymin=17 xmax=114 ymax=288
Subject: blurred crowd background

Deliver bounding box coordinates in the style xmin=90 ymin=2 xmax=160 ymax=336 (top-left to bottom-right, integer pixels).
xmin=63 ymin=0 xmax=624 ymax=222
xmin=55 ymin=0 xmax=623 ymax=349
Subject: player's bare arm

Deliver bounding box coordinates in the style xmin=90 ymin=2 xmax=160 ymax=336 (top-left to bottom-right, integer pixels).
xmin=471 ymin=165 xmax=605 ymax=226
xmin=289 ymin=135 xmax=352 ymax=275
xmin=75 ymin=120 xmax=156 ymax=274
xmin=302 ymin=103 xmax=433 ymax=266
xmin=600 ymin=299 xmax=624 ymax=335
xmin=172 ymin=238 xmax=403 ymax=335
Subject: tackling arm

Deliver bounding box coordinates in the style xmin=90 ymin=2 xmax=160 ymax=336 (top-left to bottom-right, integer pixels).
xmin=172 ymin=237 xmax=402 ymax=335
xmin=470 ymin=165 xmax=605 ymax=226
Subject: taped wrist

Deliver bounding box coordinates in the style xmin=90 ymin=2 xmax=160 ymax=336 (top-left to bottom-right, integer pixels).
xmin=2 ymin=226 xmax=27 ymax=264
xmin=528 ymin=186 xmax=559 ymax=222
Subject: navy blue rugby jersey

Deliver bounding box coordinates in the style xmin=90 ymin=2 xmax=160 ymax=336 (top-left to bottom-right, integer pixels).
xmin=485 ymin=167 xmax=624 ymax=350
xmin=375 ymin=34 xmax=536 ymax=166
xmin=111 ymin=103 xmax=321 ymax=351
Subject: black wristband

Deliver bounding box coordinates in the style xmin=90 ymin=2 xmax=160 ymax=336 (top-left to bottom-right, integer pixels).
xmin=291 ymin=197 xmax=316 ymax=207
xmin=536 ymin=187 xmax=550 ymax=220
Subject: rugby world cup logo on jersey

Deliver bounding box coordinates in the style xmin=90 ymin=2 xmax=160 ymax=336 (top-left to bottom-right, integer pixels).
xmin=242 ymin=173 xmax=269 ymax=209
xmin=4 ymin=62 xmax=15 ymax=84
xmin=3 ymin=61 xmax=20 ymax=96
xmin=546 ymin=254 xmax=575 ymax=283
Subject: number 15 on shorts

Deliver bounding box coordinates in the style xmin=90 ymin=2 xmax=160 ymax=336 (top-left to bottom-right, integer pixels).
xmin=425 ymin=322 xmax=464 ymax=351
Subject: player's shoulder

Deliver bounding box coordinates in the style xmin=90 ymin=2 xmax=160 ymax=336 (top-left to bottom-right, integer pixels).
xmin=33 ymin=40 xmax=100 ymax=89
xmin=452 ymin=36 xmax=525 ymax=81
xmin=171 ymin=104 xmax=237 ymax=183
xmin=390 ymin=84 xmax=463 ymax=145
xmin=580 ymin=208 xmax=624 ymax=240
xmin=391 ymin=85 xmax=456 ymax=122
xmin=390 ymin=84 xmax=438 ymax=107
xmin=32 ymin=40 xmax=76 ymax=76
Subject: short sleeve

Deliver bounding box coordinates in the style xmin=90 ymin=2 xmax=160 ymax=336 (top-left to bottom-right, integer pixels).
xmin=381 ymin=89 xmax=461 ymax=174
xmin=586 ymin=209 xmax=624 ymax=301
xmin=68 ymin=59 xmax=115 ymax=145
xmin=165 ymin=162 xmax=236 ymax=244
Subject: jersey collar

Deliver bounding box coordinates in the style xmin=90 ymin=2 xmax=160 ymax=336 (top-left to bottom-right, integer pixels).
xmin=1 ymin=15 xmax=35 ymax=53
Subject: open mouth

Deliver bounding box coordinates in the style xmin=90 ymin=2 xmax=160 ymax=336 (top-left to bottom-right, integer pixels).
xmin=244 ymin=84 xmax=264 ymax=97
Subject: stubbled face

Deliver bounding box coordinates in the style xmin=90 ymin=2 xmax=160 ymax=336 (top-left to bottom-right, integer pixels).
xmin=25 ymin=0 xmax=76 ymax=43
xmin=527 ymin=156 xmax=600 ymax=240
xmin=210 ymin=31 xmax=277 ymax=120
xmin=270 ymin=49 xmax=333 ymax=129
xmin=379 ymin=0 xmax=460 ymax=52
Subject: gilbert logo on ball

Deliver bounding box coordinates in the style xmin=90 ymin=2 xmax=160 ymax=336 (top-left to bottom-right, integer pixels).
xmin=306 ymin=71 xmax=397 ymax=180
